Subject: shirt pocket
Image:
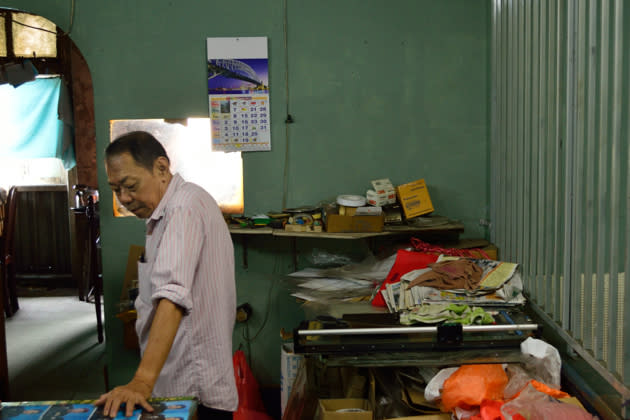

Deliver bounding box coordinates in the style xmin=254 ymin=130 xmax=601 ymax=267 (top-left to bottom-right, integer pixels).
xmin=137 ymin=261 xmax=153 ymax=304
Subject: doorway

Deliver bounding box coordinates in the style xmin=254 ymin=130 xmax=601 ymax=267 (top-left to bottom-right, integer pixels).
xmin=0 ymin=8 xmax=102 ymax=401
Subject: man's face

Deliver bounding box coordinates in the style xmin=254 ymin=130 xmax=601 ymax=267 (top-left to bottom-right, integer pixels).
xmin=106 ymin=152 xmax=168 ymax=219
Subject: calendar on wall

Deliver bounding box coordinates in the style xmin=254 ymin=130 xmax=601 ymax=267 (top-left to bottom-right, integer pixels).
xmin=206 ymin=37 xmax=270 ymax=152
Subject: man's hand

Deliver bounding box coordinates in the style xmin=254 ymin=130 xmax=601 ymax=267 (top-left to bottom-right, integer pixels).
xmin=94 ymin=299 xmax=183 ymax=418
xmin=94 ymin=377 xmax=154 ymax=417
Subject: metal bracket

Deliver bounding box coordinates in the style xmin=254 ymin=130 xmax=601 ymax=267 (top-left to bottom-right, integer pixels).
xmin=241 ymin=235 xmax=248 ymax=269
xmin=437 ymin=324 xmax=463 ymax=346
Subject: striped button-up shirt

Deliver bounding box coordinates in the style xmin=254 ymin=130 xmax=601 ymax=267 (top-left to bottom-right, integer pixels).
xmin=135 ymin=173 xmax=238 ymax=411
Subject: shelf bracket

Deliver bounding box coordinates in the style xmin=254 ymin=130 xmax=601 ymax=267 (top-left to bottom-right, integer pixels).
xmin=242 ymin=235 xmax=248 ymax=269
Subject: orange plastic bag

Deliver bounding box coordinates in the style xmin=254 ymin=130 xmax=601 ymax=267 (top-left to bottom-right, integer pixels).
xmin=527 ymin=379 xmax=569 ymax=399
xmin=232 ymin=350 xmax=273 ymax=420
xmin=441 ymin=364 xmax=509 ymax=412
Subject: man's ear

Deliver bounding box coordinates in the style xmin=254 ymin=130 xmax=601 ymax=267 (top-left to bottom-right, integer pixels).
xmin=154 ymin=156 xmax=170 ymax=175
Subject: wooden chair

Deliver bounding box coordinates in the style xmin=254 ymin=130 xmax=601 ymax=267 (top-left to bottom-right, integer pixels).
xmin=1 ymin=186 xmax=19 ymax=318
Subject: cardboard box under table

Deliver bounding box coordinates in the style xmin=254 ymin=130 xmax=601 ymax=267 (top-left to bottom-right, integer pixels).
xmin=318 ymin=398 xmax=372 ymax=420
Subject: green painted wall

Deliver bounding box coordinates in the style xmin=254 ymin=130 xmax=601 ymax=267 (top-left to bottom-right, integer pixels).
xmin=1 ymin=0 xmax=489 ymax=388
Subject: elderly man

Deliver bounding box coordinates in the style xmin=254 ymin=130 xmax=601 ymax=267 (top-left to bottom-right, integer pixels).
xmin=95 ymin=131 xmax=237 ymax=420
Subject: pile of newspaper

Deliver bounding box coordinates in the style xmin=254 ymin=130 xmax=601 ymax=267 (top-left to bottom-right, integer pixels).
xmin=381 ymin=255 xmax=525 ymax=313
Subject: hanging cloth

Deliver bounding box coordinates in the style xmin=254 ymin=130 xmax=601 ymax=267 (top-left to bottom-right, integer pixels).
xmin=0 ymin=77 xmax=76 ymax=169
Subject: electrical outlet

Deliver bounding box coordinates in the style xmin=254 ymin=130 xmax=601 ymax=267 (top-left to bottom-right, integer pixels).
xmin=236 ymin=303 xmax=253 ymax=322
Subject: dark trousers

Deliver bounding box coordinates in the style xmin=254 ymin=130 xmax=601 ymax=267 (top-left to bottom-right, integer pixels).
xmin=196 ymin=404 xmax=233 ymax=420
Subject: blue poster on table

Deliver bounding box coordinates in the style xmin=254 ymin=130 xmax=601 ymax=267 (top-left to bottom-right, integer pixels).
xmin=1 ymin=404 xmax=50 ymax=420
xmin=1 ymin=399 xmax=196 ymax=420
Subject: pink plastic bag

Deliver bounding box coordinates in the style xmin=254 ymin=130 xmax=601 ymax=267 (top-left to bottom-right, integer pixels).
xmin=501 ymin=384 xmax=597 ymax=420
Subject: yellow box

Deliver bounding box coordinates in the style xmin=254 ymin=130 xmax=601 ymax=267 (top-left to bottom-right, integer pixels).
xmin=396 ymin=179 xmax=434 ymax=219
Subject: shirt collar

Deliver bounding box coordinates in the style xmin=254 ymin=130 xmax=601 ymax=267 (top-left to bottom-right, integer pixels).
xmin=146 ymin=173 xmax=184 ymax=225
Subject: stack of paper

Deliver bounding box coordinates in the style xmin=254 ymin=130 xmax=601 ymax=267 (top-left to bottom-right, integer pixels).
xmin=381 ymin=255 xmax=525 ymax=312
xmin=287 ymin=253 xmax=397 ymax=303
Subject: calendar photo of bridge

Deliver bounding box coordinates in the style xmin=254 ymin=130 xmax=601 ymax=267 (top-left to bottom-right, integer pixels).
xmin=207 ymin=58 xmax=269 ymax=95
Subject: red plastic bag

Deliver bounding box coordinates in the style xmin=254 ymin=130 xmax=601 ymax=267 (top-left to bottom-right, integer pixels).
xmin=234 ymin=408 xmax=274 ymax=420
xmin=410 ymin=237 xmax=491 ymax=259
xmin=232 ymin=350 xmax=273 ymax=420
xmin=469 ymin=399 xmax=507 ymax=420
xmin=371 ymin=250 xmax=438 ymax=307
xmin=441 ymin=364 xmax=508 ymax=412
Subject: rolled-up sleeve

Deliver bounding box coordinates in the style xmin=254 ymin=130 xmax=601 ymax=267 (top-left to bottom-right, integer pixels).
xmin=150 ymin=205 xmax=204 ymax=315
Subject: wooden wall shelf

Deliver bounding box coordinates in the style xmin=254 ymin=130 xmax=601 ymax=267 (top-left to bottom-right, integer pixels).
xmin=228 ymin=222 xmax=465 ymax=270
xmin=228 ymin=221 xmax=464 ymax=240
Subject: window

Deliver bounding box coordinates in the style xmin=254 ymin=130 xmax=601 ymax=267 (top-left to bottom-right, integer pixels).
xmin=0 ymin=9 xmax=61 ymax=78
xmin=0 ymin=14 xmax=6 ymax=57
xmin=109 ymin=118 xmax=244 ymax=217
xmin=0 ymin=10 xmax=57 ymax=59
xmin=11 ymin=12 xmax=57 ymax=57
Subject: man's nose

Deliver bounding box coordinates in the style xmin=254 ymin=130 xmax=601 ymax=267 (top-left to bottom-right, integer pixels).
xmin=118 ymin=191 xmax=132 ymax=204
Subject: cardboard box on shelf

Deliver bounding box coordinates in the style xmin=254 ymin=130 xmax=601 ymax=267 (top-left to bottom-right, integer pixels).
xmin=469 ymin=244 xmax=498 ymax=260
xmin=339 ymin=206 xmax=382 ymax=217
xmin=366 ymin=178 xmax=396 ymax=206
xmin=318 ymin=398 xmax=372 ymax=420
xmin=340 ymin=206 xmax=358 ymax=216
xmin=371 ymin=178 xmax=395 ymax=194
xmin=396 ymin=179 xmax=434 ymax=219
xmin=448 ymin=239 xmax=499 ymax=260
xmin=367 ymin=189 xmax=396 ymax=206
xmin=284 ymin=223 xmax=323 ymax=233
xmin=326 ymin=214 xmax=385 ymax=233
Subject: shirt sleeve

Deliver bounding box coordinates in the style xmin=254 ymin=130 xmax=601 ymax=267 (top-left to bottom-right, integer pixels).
xmin=150 ymin=205 xmax=204 ymax=314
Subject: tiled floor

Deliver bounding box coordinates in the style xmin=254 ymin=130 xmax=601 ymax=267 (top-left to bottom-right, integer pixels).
xmin=5 ymin=288 xmax=107 ymax=402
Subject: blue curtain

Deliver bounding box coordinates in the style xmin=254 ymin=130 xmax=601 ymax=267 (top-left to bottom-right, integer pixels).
xmin=0 ymin=77 xmax=76 ymax=169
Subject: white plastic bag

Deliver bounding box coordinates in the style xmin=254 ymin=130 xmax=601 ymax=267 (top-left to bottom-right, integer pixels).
xmin=520 ymin=337 xmax=562 ymax=388
xmin=424 ymin=367 xmax=459 ymax=402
